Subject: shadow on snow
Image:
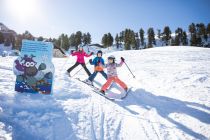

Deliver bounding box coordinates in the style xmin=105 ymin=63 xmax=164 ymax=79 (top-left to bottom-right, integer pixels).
xmin=116 ymin=88 xmax=210 ymax=139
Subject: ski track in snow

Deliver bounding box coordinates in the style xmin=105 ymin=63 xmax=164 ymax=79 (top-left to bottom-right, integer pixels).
xmin=0 ymin=46 xmax=210 ymax=140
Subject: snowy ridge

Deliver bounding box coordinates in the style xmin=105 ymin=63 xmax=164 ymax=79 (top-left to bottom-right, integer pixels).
xmin=0 ymin=46 xmax=210 ymax=140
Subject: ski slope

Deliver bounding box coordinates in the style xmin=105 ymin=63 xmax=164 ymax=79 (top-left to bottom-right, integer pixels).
xmin=0 ymin=46 xmax=210 ymax=140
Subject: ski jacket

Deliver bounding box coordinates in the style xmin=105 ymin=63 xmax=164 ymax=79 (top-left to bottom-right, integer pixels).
xmin=103 ymin=61 xmax=123 ymax=78
xmin=91 ymin=57 xmax=105 ymax=71
xmin=71 ymin=50 xmax=92 ymax=64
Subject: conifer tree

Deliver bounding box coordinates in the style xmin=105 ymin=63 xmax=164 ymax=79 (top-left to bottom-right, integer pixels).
xmin=190 ymin=34 xmax=197 ymax=46
xmin=75 ymin=31 xmax=82 ymax=49
xmin=189 ymin=23 xmax=196 ymax=36
xmin=157 ymin=29 xmax=161 ymax=39
xmin=162 ymin=26 xmax=171 ymax=46
xmin=182 ymin=31 xmax=188 ymax=45
xmin=175 ymin=28 xmax=183 ymax=45
xmin=139 ymin=28 xmax=145 ymax=47
xmin=59 ymin=34 xmax=70 ymax=51
xmin=102 ymin=34 xmax=108 ymax=48
xmin=107 ymin=33 xmax=113 ymax=47
xmin=147 ymin=28 xmax=156 ymax=48
xmin=69 ymin=33 xmax=76 ymax=47
xmin=102 ymin=33 xmax=113 ymax=48
xmin=195 ymin=24 xmax=202 ymax=46
xmin=207 ymin=23 xmax=210 ymax=36
xmin=86 ymin=32 xmax=91 ymax=44
xmin=115 ymin=34 xmax=120 ymax=48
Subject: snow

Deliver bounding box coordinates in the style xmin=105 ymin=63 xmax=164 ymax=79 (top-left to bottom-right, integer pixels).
xmin=0 ymin=46 xmax=210 ymax=140
xmin=0 ymin=44 xmax=12 ymax=55
xmin=0 ymin=44 xmax=19 ymax=57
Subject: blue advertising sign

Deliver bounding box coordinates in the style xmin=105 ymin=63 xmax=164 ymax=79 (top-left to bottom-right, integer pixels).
xmin=13 ymin=40 xmax=54 ymax=94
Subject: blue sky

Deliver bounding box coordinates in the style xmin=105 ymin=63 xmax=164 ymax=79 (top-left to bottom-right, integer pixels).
xmin=0 ymin=0 xmax=210 ymax=43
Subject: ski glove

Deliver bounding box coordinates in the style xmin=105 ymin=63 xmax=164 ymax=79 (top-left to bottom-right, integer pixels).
xmin=71 ymin=50 xmax=74 ymax=54
xmin=90 ymin=52 xmax=94 ymax=55
xmin=97 ymin=60 xmax=101 ymax=64
xmin=89 ymin=59 xmax=93 ymax=64
xmin=121 ymin=57 xmax=125 ymax=62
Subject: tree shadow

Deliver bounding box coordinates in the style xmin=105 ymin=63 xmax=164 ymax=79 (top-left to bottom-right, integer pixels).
xmin=116 ymin=88 xmax=210 ymax=139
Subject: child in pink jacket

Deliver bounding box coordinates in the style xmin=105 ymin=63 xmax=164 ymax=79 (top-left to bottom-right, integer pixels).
xmin=100 ymin=55 xmax=128 ymax=94
xmin=67 ymin=46 xmax=93 ymax=76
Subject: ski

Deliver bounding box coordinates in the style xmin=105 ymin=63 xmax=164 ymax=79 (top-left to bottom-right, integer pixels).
xmin=73 ymin=78 xmax=113 ymax=100
xmin=120 ymin=87 xmax=132 ymax=99
xmin=74 ymin=78 xmax=95 ymax=87
xmin=92 ymin=87 xmax=132 ymax=101
xmin=92 ymin=89 xmax=115 ymax=101
xmin=73 ymin=77 xmax=131 ymax=101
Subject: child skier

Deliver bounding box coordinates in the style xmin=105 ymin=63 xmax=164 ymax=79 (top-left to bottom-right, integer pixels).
xmin=100 ymin=55 xmax=128 ymax=94
xmin=85 ymin=50 xmax=107 ymax=85
xmin=67 ymin=45 xmax=93 ymax=77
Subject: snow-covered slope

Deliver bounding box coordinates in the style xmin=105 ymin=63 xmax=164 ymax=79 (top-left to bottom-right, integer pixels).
xmin=0 ymin=46 xmax=210 ymax=140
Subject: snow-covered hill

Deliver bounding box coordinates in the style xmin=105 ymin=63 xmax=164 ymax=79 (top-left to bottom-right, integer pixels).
xmin=0 ymin=46 xmax=210 ymax=140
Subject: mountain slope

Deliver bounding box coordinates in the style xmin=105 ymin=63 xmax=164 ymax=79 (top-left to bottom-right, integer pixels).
xmin=0 ymin=46 xmax=210 ymax=140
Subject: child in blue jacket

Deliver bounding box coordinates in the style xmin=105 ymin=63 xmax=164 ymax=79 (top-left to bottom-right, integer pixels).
xmin=85 ymin=50 xmax=107 ymax=85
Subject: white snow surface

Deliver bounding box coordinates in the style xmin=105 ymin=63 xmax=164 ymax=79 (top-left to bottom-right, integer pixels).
xmin=0 ymin=46 xmax=210 ymax=140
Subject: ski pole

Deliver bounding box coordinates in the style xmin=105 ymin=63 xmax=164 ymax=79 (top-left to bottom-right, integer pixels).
xmin=59 ymin=56 xmax=70 ymax=72
xmin=63 ymin=57 xmax=70 ymax=67
xmin=124 ymin=61 xmax=135 ymax=78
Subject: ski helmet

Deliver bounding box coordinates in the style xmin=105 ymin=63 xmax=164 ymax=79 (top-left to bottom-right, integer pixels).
xmin=78 ymin=44 xmax=82 ymax=48
xmin=78 ymin=44 xmax=83 ymax=51
xmin=108 ymin=55 xmax=115 ymax=60
xmin=97 ymin=50 xmax=103 ymax=56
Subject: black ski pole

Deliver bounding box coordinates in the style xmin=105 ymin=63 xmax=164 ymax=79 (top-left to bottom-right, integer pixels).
xmin=124 ymin=61 xmax=135 ymax=78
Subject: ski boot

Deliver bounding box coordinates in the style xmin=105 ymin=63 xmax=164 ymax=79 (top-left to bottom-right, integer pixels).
xmin=124 ymin=87 xmax=128 ymax=92
xmin=84 ymin=79 xmax=93 ymax=86
xmin=100 ymin=90 xmax=105 ymax=95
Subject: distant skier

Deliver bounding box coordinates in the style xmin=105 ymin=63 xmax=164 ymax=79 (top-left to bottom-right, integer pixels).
xmin=85 ymin=50 xmax=107 ymax=85
xmin=67 ymin=45 xmax=93 ymax=77
xmin=100 ymin=55 xmax=128 ymax=94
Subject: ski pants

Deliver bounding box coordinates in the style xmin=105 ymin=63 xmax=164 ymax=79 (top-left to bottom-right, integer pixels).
xmin=67 ymin=62 xmax=91 ymax=76
xmin=88 ymin=71 xmax=107 ymax=82
xmin=101 ymin=76 xmax=127 ymax=91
